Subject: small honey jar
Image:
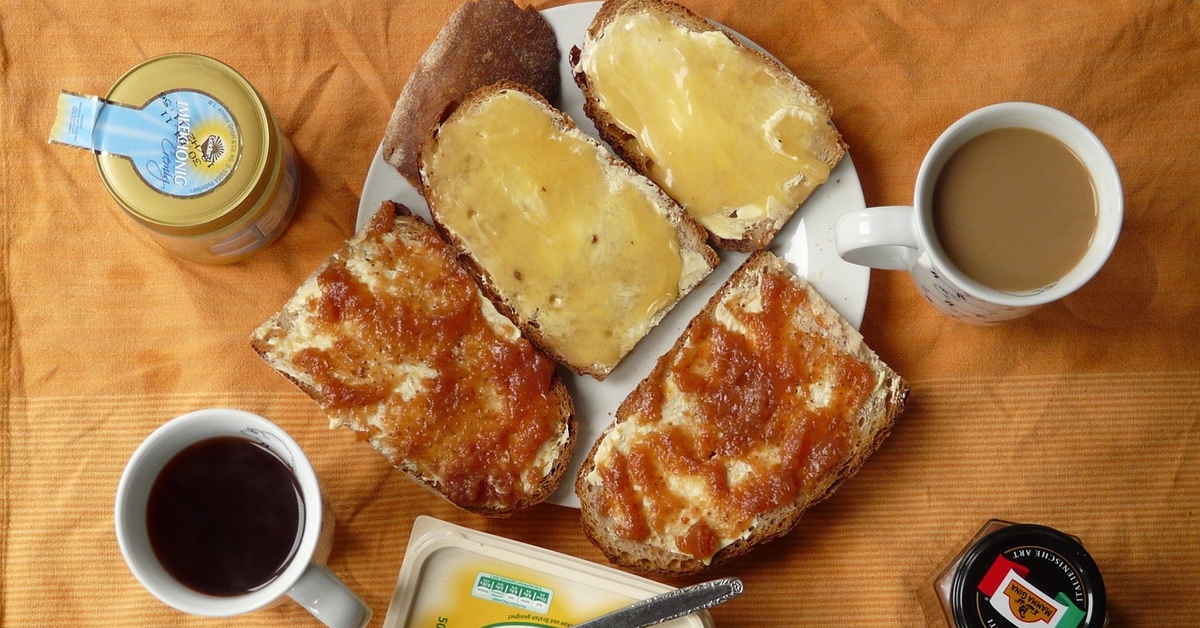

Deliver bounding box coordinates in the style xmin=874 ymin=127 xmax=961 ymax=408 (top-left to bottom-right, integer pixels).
xmin=51 ymin=53 xmax=298 ymax=264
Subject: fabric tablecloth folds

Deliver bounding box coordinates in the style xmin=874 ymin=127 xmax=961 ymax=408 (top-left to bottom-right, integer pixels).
xmin=2 ymin=0 xmax=1198 ymax=625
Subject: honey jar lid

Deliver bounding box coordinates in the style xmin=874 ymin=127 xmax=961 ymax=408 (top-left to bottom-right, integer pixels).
xmin=94 ymin=53 xmax=277 ymax=235
xmin=950 ymin=523 xmax=1106 ymax=628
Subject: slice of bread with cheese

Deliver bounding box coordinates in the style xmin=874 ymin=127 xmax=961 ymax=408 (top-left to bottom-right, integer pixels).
xmin=418 ymin=81 xmax=719 ymax=381
xmin=571 ymin=0 xmax=846 ymax=252
xmin=382 ymin=0 xmax=560 ymax=188
xmin=250 ymin=201 xmax=575 ymax=517
xmin=576 ymin=251 xmax=908 ymax=575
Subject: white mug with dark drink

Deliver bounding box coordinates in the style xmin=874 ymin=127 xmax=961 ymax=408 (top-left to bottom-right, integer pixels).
xmin=115 ymin=408 xmax=371 ymax=628
xmin=834 ymin=102 xmax=1122 ymax=324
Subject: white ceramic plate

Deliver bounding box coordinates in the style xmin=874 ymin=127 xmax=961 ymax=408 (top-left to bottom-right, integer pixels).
xmin=356 ymin=1 xmax=869 ymax=508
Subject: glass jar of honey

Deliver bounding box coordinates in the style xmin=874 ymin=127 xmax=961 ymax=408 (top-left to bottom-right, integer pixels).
xmin=51 ymin=53 xmax=298 ymax=263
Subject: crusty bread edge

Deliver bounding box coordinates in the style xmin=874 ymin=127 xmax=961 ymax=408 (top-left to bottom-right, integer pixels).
xmin=417 ymin=80 xmax=719 ymax=380
xmin=575 ymin=251 xmax=909 ymax=576
xmin=571 ymin=0 xmax=848 ymax=252
xmin=250 ymin=200 xmax=577 ymax=518
xmin=381 ymin=0 xmax=561 ymax=188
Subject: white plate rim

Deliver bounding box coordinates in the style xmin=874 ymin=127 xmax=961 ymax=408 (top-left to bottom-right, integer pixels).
xmin=355 ymin=1 xmax=869 ymax=508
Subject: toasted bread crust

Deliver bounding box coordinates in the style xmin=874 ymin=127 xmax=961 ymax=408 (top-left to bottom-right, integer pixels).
xmin=382 ymin=0 xmax=560 ymax=188
xmin=576 ymin=251 xmax=908 ymax=576
xmin=572 ymin=0 xmax=847 ymax=252
xmin=418 ymin=80 xmax=719 ymax=380
xmin=251 ymin=201 xmax=575 ymax=517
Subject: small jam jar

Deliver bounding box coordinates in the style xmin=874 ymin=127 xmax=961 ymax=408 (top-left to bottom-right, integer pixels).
xmin=922 ymin=520 xmax=1107 ymax=628
xmin=61 ymin=53 xmax=299 ymax=263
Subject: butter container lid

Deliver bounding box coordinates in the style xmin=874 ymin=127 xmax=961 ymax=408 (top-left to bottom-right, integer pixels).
xmin=383 ymin=516 xmax=716 ymax=628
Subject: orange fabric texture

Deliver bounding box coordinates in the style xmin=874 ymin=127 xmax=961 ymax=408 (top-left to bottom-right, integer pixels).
xmin=2 ymin=0 xmax=1199 ymax=626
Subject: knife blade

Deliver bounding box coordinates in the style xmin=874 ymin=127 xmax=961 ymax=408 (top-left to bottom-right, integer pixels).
xmin=573 ymin=577 xmax=743 ymax=628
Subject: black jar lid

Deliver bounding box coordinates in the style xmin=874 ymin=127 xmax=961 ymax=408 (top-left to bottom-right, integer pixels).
xmin=950 ymin=523 xmax=1106 ymax=628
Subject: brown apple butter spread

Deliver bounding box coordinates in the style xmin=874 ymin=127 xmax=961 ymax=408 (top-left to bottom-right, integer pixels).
xmin=593 ymin=271 xmax=875 ymax=561
xmin=286 ymin=211 xmax=563 ymax=509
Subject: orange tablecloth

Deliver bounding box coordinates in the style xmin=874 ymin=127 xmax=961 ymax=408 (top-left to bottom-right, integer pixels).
xmin=3 ymin=0 xmax=1198 ymax=625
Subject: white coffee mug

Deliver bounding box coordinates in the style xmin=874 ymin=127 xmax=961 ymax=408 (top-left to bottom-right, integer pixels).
xmin=115 ymin=408 xmax=372 ymax=628
xmin=835 ymin=102 xmax=1122 ymax=324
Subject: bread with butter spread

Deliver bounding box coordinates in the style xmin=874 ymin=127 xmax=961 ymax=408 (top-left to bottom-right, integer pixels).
xmin=571 ymin=0 xmax=846 ymax=252
xmin=576 ymin=251 xmax=908 ymax=575
xmin=382 ymin=0 xmax=560 ymax=188
xmin=418 ymin=81 xmax=719 ymax=380
xmin=250 ymin=201 xmax=575 ymax=517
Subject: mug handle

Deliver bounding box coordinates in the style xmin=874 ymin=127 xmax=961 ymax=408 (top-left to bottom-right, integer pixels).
xmin=834 ymin=206 xmax=921 ymax=271
xmin=288 ymin=563 xmax=372 ymax=628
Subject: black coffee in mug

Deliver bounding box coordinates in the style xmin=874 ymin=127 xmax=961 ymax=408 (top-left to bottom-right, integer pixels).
xmin=145 ymin=436 xmax=305 ymax=597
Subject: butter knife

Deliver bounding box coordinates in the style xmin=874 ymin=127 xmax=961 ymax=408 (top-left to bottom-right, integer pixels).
xmin=573 ymin=577 xmax=743 ymax=628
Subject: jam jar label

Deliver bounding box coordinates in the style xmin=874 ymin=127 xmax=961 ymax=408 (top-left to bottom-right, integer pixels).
xmin=51 ymin=90 xmax=241 ymax=198
xmin=976 ymin=553 xmax=1087 ymax=627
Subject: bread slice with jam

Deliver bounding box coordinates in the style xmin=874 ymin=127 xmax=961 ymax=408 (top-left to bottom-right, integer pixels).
xmin=576 ymin=251 xmax=908 ymax=575
xmin=251 ymin=201 xmax=575 ymax=517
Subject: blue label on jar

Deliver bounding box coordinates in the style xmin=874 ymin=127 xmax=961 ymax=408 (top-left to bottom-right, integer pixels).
xmin=51 ymin=89 xmax=241 ymax=197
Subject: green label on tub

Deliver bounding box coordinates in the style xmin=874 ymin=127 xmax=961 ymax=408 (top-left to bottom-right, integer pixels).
xmin=50 ymin=90 xmax=241 ymax=198
xmin=473 ymin=572 xmax=553 ymax=613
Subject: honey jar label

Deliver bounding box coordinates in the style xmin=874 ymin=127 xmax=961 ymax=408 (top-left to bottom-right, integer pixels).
xmin=50 ymin=90 xmax=241 ymax=198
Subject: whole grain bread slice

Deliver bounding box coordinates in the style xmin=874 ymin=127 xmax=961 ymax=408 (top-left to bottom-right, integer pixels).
xmin=251 ymin=201 xmax=575 ymax=517
xmin=418 ymin=81 xmax=719 ymax=380
xmin=571 ymin=0 xmax=846 ymax=252
xmin=382 ymin=0 xmax=560 ymax=188
xmin=576 ymin=251 xmax=908 ymax=576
